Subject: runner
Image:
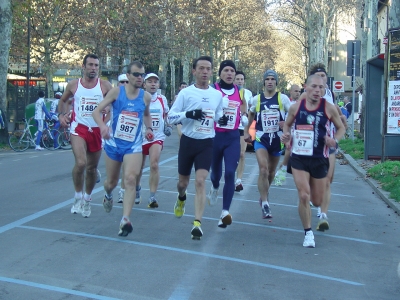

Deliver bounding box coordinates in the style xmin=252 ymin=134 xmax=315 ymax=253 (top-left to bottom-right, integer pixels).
xmin=58 ymin=54 xmax=112 ymax=218
xmin=234 ymin=71 xmax=253 ymax=192
xmin=93 ymin=60 xmax=153 ymax=237
xmin=167 ymin=56 xmax=224 ymax=240
xmin=135 ymin=73 xmax=172 ymax=208
xmin=274 ymin=84 xmax=301 ymax=185
xmin=281 ymin=74 xmax=345 ymax=247
xmin=244 ymin=70 xmax=290 ymax=219
xmin=207 ymin=61 xmax=248 ymax=228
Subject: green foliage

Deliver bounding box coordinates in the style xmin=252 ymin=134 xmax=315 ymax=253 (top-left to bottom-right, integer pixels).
xmin=368 ymin=161 xmax=400 ymax=202
xmin=339 ymin=138 xmax=364 ymax=159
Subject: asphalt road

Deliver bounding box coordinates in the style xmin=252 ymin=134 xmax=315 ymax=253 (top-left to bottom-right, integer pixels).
xmin=0 ymin=131 xmax=399 ymax=300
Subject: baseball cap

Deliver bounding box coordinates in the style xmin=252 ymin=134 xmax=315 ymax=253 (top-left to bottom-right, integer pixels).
xmin=55 ymin=92 xmax=62 ymax=99
xmin=144 ymin=73 xmax=159 ymax=80
xmin=118 ymin=74 xmax=128 ymax=82
xmin=263 ymin=70 xmax=278 ymax=84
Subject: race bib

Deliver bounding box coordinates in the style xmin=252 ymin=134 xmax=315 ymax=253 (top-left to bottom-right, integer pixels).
xmin=292 ymin=125 xmax=314 ymax=156
xmin=261 ymin=110 xmax=280 ymax=133
xmin=216 ymin=101 xmax=238 ymax=129
xmin=151 ymin=113 xmax=161 ymax=131
xmin=193 ymin=109 xmax=215 ymax=134
xmin=79 ymin=96 xmax=100 ymax=118
xmin=114 ymin=111 xmax=140 ymax=142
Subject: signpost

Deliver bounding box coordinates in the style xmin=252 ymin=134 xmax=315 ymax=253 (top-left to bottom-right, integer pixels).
xmin=332 ymin=80 xmax=344 ymax=93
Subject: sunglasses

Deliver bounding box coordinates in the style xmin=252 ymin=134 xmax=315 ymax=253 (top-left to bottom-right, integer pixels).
xmin=130 ymin=72 xmax=146 ymax=78
xmin=119 ymin=81 xmax=129 ymax=84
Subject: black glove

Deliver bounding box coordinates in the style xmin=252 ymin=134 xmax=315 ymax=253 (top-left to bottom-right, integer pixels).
xmin=218 ymin=114 xmax=229 ymax=126
xmin=186 ymin=109 xmax=205 ymax=121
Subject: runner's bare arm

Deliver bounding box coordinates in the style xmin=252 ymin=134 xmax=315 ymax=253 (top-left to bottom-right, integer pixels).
xmin=57 ymin=79 xmax=78 ymax=127
xmin=281 ymin=103 xmax=298 ymax=145
xmin=93 ymin=86 xmax=119 ymax=139
xmin=326 ymin=103 xmax=345 ymax=146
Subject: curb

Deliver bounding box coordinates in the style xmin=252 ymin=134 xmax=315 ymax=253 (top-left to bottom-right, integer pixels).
xmin=339 ymin=150 xmax=400 ymax=215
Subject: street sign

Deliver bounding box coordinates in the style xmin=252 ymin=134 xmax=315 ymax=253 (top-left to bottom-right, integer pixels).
xmin=333 ymin=80 xmax=344 ymax=93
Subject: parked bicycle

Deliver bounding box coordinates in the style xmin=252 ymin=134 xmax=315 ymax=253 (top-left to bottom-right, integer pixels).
xmin=41 ymin=120 xmax=61 ymax=150
xmin=8 ymin=117 xmax=36 ymax=152
xmin=58 ymin=127 xmax=72 ymax=150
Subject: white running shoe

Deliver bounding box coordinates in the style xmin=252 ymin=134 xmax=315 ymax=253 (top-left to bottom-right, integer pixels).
xmin=118 ymin=189 xmax=124 ymax=203
xmin=96 ymin=169 xmax=101 ymax=184
xmin=207 ymin=186 xmax=219 ymax=206
xmin=35 ymin=146 xmax=44 ymax=151
xmin=303 ymin=231 xmax=316 ymax=248
xmin=71 ymin=198 xmax=82 ymax=214
xmin=218 ymin=210 xmax=232 ymax=228
xmin=103 ymin=195 xmax=113 ymax=213
xmin=81 ymin=200 xmax=91 ymax=218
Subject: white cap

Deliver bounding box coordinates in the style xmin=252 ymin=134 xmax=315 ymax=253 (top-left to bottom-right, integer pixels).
xmin=144 ymin=73 xmax=159 ymax=81
xmin=118 ymin=74 xmax=128 ymax=82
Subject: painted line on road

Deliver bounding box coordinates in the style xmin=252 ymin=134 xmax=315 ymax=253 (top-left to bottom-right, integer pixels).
xmin=19 ymin=225 xmax=364 ymax=286
xmin=0 ymin=276 xmax=121 ymax=300
xmin=0 ymin=155 xmax=177 ymax=235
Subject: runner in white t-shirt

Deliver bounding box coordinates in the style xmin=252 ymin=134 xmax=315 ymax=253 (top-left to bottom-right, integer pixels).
xmin=167 ymin=56 xmax=224 ymax=240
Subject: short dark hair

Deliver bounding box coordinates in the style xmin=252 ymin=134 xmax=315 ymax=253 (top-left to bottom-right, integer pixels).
xmin=127 ymin=60 xmax=144 ymax=73
xmin=180 ymin=82 xmax=187 ymax=86
xmin=309 ymin=63 xmax=327 ymax=76
xmin=38 ymin=90 xmax=45 ymax=97
xmin=83 ymin=54 xmax=99 ymax=66
xmin=192 ymin=56 xmax=213 ymax=69
xmin=235 ymin=71 xmax=246 ymax=79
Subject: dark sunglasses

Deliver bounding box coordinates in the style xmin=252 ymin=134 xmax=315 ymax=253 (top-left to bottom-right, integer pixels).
xmin=119 ymin=81 xmax=129 ymax=84
xmin=130 ymin=72 xmax=146 ymax=78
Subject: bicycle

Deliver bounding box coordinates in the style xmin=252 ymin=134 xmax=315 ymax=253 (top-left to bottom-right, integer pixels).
xmin=58 ymin=127 xmax=72 ymax=150
xmin=41 ymin=120 xmax=62 ymax=150
xmin=8 ymin=117 xmax=36 ymax=152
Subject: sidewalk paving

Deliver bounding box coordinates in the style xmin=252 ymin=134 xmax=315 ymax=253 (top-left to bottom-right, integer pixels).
xmin=339 ymin=149 xmax=400 ymax=215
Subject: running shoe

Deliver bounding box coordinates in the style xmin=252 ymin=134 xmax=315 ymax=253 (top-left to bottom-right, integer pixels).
xmin=118 ymin=189 xmax=124 ymax=203
xmin=316 ymin=215 xmax=329 ymax=232
xmin=191 ymin=220 xmax=203 ymax=240
xmin=135 ymin=186 xmax=141 ymax=204
xmin=174 ymin=197 xmax=185 ymax=218
xmin=218 ymin=211 xmax=232 ymax=228
xmin=71 ymin=198 xmax=82 ymax=214
xmin=303 ymin=231 xmax=315 ymax=248
xmin=96 ymin=169 xmax=101 ymax=184
xmin=235 ymin=182 xmax=243 ymax=192
xmin=148 ymin=196 xmax=159 ymax=208
xmin=103 ymin=195 xmax=113 ymax=213
xmin=273 ymin=169 xmax=286 ymax=186
xmin=207 ymin=186 xmax=219 ymax=206
xmin=35 ymin=146 xmax=44 ymax=151
xmin=316 ymin=207 xmax=321 ymax=217
xmin=262 ymin=202 xmax=272 ymax=219
xmin=118 ymin=217 xmax=133 ymax=237
xmin=81 ymin=200 xmax=91 ymax=218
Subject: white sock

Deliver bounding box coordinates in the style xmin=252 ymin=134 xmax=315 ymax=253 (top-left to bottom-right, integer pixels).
xmin=235 ymin=179 xmax=241 ymax=184
xmin=320 ymin=213 xmax=327 ymax=219
xmin=221 ymin=210 xmax=229 ymax=218
xmin=262 ymin=200 xmax=269 ymax=206
xmin=74 ymin=192 xmax=82 ymax=200
xmin=83 ymin=193 xmax=91 ymax=202
xmin=281 ymin=165 xmax=287 ymax=171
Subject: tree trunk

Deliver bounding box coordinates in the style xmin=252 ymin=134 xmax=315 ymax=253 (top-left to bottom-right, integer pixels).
xmin=0 ymin=0 xmax=12 ymax=137
xmin=158 ymin=49 xmax=168 ymax=95
xmin=182 ymin=53 xmax=190 ymax=85
xmin=389 ymin=0 xmax=400 ymax=29
xmin=169 ymin=56 xmax=175 ymax=104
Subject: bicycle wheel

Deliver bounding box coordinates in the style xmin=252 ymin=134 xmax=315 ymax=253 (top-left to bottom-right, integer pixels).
xmin=58 ymin=129 xmax=72 ymax=150
xmin=8 ymin=130 xmax=30 ymax=152
xmin=42 ymin=129 xmax=61 ymax=150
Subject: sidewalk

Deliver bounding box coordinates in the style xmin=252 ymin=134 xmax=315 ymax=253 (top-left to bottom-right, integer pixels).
xmin=338 ymin=149 xmax=400 ymax=215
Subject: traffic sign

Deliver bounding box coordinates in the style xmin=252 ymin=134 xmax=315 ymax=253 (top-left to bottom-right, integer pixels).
xmin=333 ymin=80 xmax=344 ymax=93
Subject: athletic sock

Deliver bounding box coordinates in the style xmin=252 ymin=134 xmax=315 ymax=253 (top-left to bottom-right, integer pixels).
xmin=83 ymin=193 xmax=91 ymax=202
xmin=150 ymin=192 xmax=156 ymax=198
xmin=304 ymin=228 xmax=312 ymax=235
xmin=178 ymin=193 xmax=186 ymax=201
xmin=74 ymin=191 xmax=83 ymax=200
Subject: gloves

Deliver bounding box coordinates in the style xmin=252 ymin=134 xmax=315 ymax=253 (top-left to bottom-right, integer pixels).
xmin=218 ymin=115 xmax=229 ymax=126
xmin=241 ymin=115 xmax=248 ymax=127
xmin=186 ymin=109 xmax=205 ymax=121
xmin=164 ymin=125 xmax=173 ymax=136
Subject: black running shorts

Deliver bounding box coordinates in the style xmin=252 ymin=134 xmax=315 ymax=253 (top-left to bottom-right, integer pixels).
xmin=289 ymin=154 xmax=329 ymax=179
xmin=178 ymin=134 xmax=214 ymax=176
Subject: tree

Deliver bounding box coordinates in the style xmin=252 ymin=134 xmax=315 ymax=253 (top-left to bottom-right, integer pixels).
xmin=0 ymin=0 xmax=12 ymax=137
